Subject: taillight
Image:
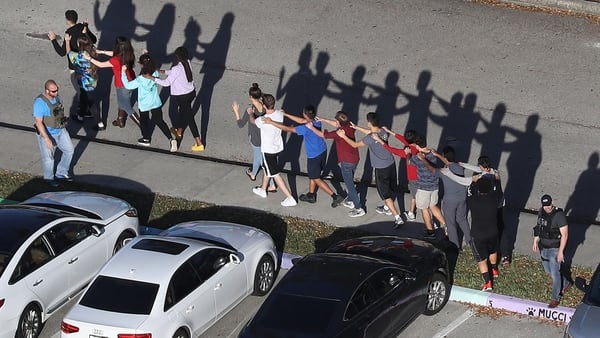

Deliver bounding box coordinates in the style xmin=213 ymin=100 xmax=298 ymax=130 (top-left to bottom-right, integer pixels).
xmin=0 ymin=298 xmax=4 ymax=308
xmin=117 ymin=334 xmax=152 ymax=338
xmin=61 ymin=321 xmax=79 ymax=333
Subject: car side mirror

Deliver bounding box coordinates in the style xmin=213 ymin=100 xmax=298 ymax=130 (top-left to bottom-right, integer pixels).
xmin=230 ymin=253 xmax=240 ymax=265
xmin=91 ymin=225 xmax=105 ymax=237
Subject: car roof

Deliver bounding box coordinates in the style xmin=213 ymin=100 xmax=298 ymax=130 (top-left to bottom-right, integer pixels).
xmin=276 ymin=253 xmax=395 ymax=302
xmin=22 ymin=191 xmax=130 ymax=220
xmin=0 ymin=206 xmax=64 ymax=254
xmin=97 ymin=236 xmax=229 ymax=284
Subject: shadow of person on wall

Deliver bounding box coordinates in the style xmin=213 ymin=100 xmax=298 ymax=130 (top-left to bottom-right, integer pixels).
xmin=503 ymin=113 xmax=542 ymax=263
xmin=398 ymin=70 xmax=434 ymax=137
xmin=93 ymin=0 xmax=139 ymax=125
xmin=563 ymin=152 xmax=600 ymax=282
xmin=191 ymin=12 xmax=235 ymax=147
xmin=431 ymin=91 xmax=480 ymax=162
xmin=276 ymin=43 xmax=313 ymax=196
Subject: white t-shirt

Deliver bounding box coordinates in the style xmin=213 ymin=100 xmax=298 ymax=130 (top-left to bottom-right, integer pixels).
xmin=255 ymin=109 xmax=284 ymax=154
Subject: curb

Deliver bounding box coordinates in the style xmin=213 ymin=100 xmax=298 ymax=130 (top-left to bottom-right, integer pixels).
xmin=498 ymin=0 xmax=600 ymax=16
xmin=450 ymin=285 xmax=575 ymax=324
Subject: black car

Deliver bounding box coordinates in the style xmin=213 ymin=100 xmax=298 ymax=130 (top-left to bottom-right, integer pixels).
xmin=239 ymin=236 xmax=450 ymax=338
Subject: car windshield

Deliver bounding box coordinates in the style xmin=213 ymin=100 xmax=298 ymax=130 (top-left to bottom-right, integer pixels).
xmin=253 ymin=294 xmax=339 ymax=333
xmin=587 ymin=267 xmax=600 ymax=306
xmin=80 ymin=275 xmax=159 ymax=315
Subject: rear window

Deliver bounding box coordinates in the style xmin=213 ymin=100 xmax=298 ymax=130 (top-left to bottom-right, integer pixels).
xmin=80 ymin=276 xmax=159 ymax=315
xmin=254 ymin=294 xmax=339 ymax=333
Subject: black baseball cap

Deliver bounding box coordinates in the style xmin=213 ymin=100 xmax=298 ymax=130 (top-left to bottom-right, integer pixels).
xmin=541 ymin=194 xmax=552 ymax=206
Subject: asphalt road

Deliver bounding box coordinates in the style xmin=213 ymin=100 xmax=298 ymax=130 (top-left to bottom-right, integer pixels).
xmin=40 ymin=271 xmax=565 ymax=338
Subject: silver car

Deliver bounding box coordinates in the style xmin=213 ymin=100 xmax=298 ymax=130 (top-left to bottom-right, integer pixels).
xmin=60 ymin=221 xmax=278 ymax=338
xmin=564 ymin=263 xmax=600 ymax=338
xmin=0 ymin=191 xmax=139 ymax=338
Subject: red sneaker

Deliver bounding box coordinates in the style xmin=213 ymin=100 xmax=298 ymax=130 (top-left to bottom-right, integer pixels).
xmin=491 ymin=267 xmax=499 ymax=278
xmin=481 ymin=281 xmax=493 ymax=292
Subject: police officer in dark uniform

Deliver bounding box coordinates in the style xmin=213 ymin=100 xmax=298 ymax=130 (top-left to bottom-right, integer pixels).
xmin=532 ymin=194 xmax=570 ymax=308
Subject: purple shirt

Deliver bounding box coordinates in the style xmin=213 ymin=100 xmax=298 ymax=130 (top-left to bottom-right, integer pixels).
xmin=155 ymin=60 xmax=195 ymax=95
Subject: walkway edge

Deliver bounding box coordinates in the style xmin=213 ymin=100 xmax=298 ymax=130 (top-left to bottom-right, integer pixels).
xmin=498 ymin=0 xmax=600 ymax=16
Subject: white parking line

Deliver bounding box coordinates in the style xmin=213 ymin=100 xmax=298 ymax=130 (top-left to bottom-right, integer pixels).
xmin=432 ymin=309 xmax=474 ymax=338
xmin=226 ymin=310 xmax=255 ymax=338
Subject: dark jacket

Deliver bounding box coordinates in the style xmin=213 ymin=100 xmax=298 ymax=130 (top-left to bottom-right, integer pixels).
xmin=51 ymin=23 xmax=97 ymax=70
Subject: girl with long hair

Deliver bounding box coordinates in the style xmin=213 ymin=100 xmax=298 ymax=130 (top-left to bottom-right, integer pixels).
xmin=155 ymin=46 xmax=204 ymax=151
xmin=65 ymin=33 xmax=103 ymax=130
xmin=121 ymin=53 xmax=178 ymax=152
xmin=87 ymin=36 xmax=138 ymax=128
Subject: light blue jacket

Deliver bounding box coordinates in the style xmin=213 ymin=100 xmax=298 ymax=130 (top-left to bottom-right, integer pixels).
xmin=122 ymin=71 xmax=162 ymax=111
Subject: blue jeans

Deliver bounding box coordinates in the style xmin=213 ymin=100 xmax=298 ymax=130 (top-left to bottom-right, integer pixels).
xmin=116 ymin=87 xmax=135 ymax=115
xmin=540 ymin=247 xmax=568 ymax=301
xmin=37 ymin=128 xmax=74 ymax=180
xmin=340 ymin=162 xmax=360 ymax=209
xmin=251 ymin=141 xmax=262 ymax=177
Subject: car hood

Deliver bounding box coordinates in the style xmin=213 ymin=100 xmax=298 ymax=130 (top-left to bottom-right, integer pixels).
xmin=66 ymin=305 xmax=148 ymax=330
xmin=160 ymin=221 xmax=271 ymax=251
xmin=22 ymin=191 xmax=131 ymax=221
xmin=568 ymin=303 xmax=600 ymax=337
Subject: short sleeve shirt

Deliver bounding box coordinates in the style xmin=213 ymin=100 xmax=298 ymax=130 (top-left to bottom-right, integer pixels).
xmin=295 ymin=121 xmax=327 ymax=159
xmin=362 ymin=130 xmax=394 ymax=169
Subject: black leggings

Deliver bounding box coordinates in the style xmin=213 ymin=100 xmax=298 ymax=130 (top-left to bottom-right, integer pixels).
xmin=173 ymin=90 xmax=199 ymax=138
xmin=140 ymin=108 xmax=171 ymax=141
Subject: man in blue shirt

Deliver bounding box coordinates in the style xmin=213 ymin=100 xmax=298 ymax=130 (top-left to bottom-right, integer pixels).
xmin=266 ymin=105 xmax=344 ymax=207
xmin=33 ymin=80 xmax=74 ymax=187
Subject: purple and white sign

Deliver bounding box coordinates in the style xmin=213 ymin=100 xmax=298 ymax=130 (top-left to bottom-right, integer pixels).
xmin=488 ymin=293 xmax=575 ymax=323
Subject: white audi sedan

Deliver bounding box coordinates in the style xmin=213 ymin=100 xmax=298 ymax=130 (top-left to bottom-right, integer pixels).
xmin=0 ymin=191 xmax=139 ymax=338
xmin=60 ymin=221 xmax=278 ymax=338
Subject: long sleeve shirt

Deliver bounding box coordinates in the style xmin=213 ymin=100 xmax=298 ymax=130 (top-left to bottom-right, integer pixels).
xmin=155 ymin=61 xmax=195 ymax=95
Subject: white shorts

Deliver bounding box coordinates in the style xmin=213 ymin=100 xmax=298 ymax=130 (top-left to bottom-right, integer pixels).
xmin=415 ymin=189 xmax=439 ymax=210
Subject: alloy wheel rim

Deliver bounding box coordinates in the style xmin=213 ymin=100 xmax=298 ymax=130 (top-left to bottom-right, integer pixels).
xmin=427 ymin=280 xmax=446 ymax=311
xmin=22 ymin=309 xmax=40 ymax=338
xmin=258 ymin=260 xmax=274 ymax=291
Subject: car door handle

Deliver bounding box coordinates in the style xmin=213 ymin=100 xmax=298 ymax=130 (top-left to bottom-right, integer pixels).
xmin=33 ymin=279 xmax=43 ymax=286
xmin=68 ymin=257 xmax=79 ymax=264
xmin=214 ymin=283 xmax=223 ymax=290
xmin=186 ymin=305 xmax=195 ymax=313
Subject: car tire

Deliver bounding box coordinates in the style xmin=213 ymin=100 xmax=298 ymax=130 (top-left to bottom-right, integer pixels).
xmin=172 ymin=328 xmax=189 ymax=338
xmin=16 ymin=303 xmax=43 ymax=338
xmin=423 ymin=272 xmax=450 ymax=316
xmin=113 ymin=231 xmax=135 ymax=255
xmin=252 ymin=255 xmax=275 ymax=296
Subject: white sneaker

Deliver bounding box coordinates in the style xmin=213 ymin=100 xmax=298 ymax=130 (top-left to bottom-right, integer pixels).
xmin=252 ymin=187 xmax=267 ymax=198
xmin=348 ymin=208 xmax=365 ymax=217
xmin=169 ymin=139 xmax=178 ymax=152
xmin=404 ymin=211 xmax=416 ymax=221
xmin=281 ymin=196 xmax=297 ymax=207
xmin=342 ymin=199 xmax=355 ymax=209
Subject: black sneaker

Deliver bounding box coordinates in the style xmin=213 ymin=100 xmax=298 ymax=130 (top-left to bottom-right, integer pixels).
xmin=393 ymin=216 xmax=404 ymax=229
xmin=44 ymin=179 xmax=59 ymax=188
xmin=299 ymin=193 xmax=316 ymax=203
xmin=137 ymin=138 xmax=151 ymax=146
xmin=331 ymin=194 xmax=344 ymax=208
xmin=423 ymin=229 xmax=437 ymax=240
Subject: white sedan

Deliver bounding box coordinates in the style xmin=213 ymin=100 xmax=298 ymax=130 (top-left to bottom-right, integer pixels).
xmin=0 ymin=191 xmax=139 ymax=338
xmin=60 ymin=221 xmax=278 ymax=338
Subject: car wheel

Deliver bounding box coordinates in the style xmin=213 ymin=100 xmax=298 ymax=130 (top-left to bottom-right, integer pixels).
xmin=423 ymin=272 xmax=449 ymax=316
xmin=16 ymin=303 xmax=42 ymax=338
xmin=113 ymin=231 xmax=134 ymax=255
xmin=172 ymin=328 xmax=189 ymax=338
xmin=252 ymin=255 xmax=275 ymax=296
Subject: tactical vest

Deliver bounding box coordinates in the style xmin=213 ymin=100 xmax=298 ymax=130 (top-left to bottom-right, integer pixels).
xmin=37 ymin=94 xmax=66 ymax=129
xmin=536 ymin=208 xmax=563 ymax=248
